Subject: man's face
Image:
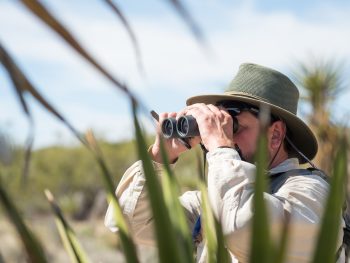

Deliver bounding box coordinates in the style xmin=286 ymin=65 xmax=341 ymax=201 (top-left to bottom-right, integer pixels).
xmin=232 ymin=111 xmax=261 ymax=163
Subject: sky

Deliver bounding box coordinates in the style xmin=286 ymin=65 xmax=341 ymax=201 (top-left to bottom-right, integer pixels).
xmin=0 ymin=0 xmax=350 ymax=149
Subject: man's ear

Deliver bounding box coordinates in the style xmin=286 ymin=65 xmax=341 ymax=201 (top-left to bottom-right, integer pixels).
xmin=269 ymin=121 xmax=286 ymax=148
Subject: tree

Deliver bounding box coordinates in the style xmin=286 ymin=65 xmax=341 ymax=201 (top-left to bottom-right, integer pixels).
xmin=294 ymin=58 xmax=346 ymax=174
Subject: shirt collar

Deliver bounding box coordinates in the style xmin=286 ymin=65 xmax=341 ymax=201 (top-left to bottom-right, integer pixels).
xmin=268 ymin=158 xmax=300 ymax=176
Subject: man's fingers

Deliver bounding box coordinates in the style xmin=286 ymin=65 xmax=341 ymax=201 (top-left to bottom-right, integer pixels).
xmin=159 ymin=112 xmax=169 ymax=120
xmin=168 ymin=112 xmax=177 ymax=118
xmin=183 ymin=103 xmax=215 ymax=120
xmin=177 ymin=103 xmax=208 ymax=119
xmin=207 ymin=104 xmax=223 ymax=116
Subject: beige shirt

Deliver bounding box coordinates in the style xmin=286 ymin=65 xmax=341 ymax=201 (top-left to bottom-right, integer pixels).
xmin=105 ymin=148 xmax=344 ymax=262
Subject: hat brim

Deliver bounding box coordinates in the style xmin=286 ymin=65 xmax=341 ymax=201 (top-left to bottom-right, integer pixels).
xmin=187 ymin=92 xmax=318 ymax=163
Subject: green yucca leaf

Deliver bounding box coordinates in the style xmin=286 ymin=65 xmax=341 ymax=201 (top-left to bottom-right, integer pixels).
xmin=196 ymin=147 xmax=231 ymax=262
xmin=103 ymin=0 xmax=144 ymax=75
xmin=0 ymin=251 xmax=5 ymax=263
xmin=106 ymin=194 xmax=140 ymax=263
xmin=0 ymin=42 xmax=83 ymax=144
xmin=311 ymin=137 xmax=348 ymax=263
xmin=195 ymin=147 xmax=205 ymax=181
xmin=20 ymin=0 xmax=136 ymax=102
xmin=250 ymin=114 xmax=271 ymax=263
xmin=200 ymin=181 xmax=230 ymax=263
xmin=0 ymin=176 xmax=47 ymax=263
xmin=166 ymin=0 xmax=207 ymax=49
xmin=0 ymin=42 xmax=30 ymax=116
xmin=0 ymin=43 xmax=35 ymax=182
xmin=85 ymin=131 xmax=116 ymax=195
xmin=272 ymin=213 xmax=290 ymax=263
xmin=214 ymin=219 xmax=231 ymax=263
xmin=158 ymin=138 xmax=194 ymax=263
xmin=132 ymin=104 xmax=184 ymax=263
xmin=199 ymin=182 xmax=220 ymax=263
xmin=45 ymin=190 xmax=90 ymax=263
xmin=0 ymin=41 xmax=85 ymax=182
xmin=84 ymin=131 xmax=139 ymax=263
xmin=21 ymin=128 xmax=34 ymax=186
xmin=199 ymin=182 xmax=217 ymax=262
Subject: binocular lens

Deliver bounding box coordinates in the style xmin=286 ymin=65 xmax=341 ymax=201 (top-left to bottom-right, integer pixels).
xmin=177 ymin=116 xmax=199 ymax=137
xmin=177 ymin=117 xmax=189 ymax=136
xmin=161 ymin=118 xmax=178 ymax=138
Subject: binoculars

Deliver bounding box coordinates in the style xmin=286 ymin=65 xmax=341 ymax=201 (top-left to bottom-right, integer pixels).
xmin=161 ymin=115 xmax=239 ymax=139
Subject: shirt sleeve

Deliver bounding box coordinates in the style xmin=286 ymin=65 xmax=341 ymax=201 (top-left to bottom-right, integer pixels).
xmin=206 ymin=147 xmax=341 ymax=262
xmin=104 ymin=160 xmax=201 ymax=246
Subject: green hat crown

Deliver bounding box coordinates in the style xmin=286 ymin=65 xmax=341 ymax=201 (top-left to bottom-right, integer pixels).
xmin=227 ymin=63 xmax=299 ymax=114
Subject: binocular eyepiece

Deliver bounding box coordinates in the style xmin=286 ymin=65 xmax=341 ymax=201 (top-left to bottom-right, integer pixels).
xmin=161 ymin=115 xmax=239 ymax=139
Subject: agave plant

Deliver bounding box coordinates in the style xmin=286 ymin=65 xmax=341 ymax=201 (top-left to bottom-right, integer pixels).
xmin=293 ymin=58 xmax=346 ymax=174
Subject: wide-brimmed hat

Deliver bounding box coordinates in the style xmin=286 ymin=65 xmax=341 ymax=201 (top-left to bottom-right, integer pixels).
xmin=186 ymin=63 xmax=318 ymax=162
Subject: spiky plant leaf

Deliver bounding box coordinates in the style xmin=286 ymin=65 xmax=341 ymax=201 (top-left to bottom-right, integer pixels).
xmin=20 ymin=0 xmax=136 ymax=101
xmin=166 ymin=0 xmax=207 ymax=49
xmin=132 ymin=103 xmax=185 ymax=263
xmin=85 ymin=131 xmax=139 ymax=263
xmin=158 ymin=138 xmax=194 ymax=263
xmin=250 ymin=109 xmax=271 ymax=263
xmin=199 ymin=182 xmax=218 ymax=263
xmin=103 ymin=0 xmax=144 ymax=75
xmin=0 ymin=41 xmax=84 ymax=181
xmin=45 ymin=190 xmax=90 ymax=263
xmin=198 ymin=179 xmax=230 ymax=263
xmin=0 ymin=175 xmax=47 ymax=263
xmin=0 ymin=42 xmax=82 ymax=143
xmin=311 ymin=136 xmax=348 ymax=263
xmin=272 ymin=213 xmax=290 ymax=263
xmin=0 ymin=251 xmax=5 ymax=263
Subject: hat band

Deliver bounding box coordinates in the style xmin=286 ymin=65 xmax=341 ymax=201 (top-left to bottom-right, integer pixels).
xmin=224 ymin=91 xmax=297 ymax=114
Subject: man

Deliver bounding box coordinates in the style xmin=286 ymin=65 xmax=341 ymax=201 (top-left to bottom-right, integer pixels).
xmin=105 ymin=63 xmax=344 ymax=262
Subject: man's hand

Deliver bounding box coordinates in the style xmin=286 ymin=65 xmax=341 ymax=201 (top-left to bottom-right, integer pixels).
xmin=150 ymin=103 xmax=234 ymax=163
xmin=178 ymin=103 xmax=235 ymax=152
xmin=150 ymin=112 xmax=200 ymax=163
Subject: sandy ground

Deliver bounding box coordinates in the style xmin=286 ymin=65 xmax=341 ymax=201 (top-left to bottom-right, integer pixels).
xmin=0 ymin=215 xmax=157 ymax=263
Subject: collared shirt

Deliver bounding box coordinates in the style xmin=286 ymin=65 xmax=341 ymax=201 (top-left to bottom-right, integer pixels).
xmin=105 ymin=148 xmax=344 ymax=262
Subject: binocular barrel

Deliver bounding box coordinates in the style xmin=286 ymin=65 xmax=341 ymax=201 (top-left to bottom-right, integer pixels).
xmin=161 ymin=115 xmax=239 ymax=139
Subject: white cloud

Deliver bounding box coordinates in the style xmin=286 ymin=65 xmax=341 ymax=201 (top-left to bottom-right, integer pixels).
xmin=214 ymin=3 xmax=350 ymax=68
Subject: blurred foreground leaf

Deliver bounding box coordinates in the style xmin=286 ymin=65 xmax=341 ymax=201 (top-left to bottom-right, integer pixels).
xmin=85 ymin=131 xmax=139 ymax=263
xmin=103 ymin=0 xmax=144 ymax=75
xmin=158 ymin=138 xmax=194 ymax=263
xmin=0 ymin=42 xmax=82 ymax=141
xmin=20 ymin=0 xmax=136 ymax=101
xmin=0 ymin=175 xmax=47 ymax=263
xmin=45 ymin=189 xmax=90 ymax=263
xmin=250 ymin=110 xmax=271 ymax=263
xmin=132 ymin=103 xmax=188 ymax=263
xmin=0 ymin=41 xmax=84 ymax=182
xmin=272 ymin=213 xmax=290 ymax=263
xmin=312 ymin=136 xmax=348 ymax=263
xmin=199 ymin=182 xmax=230 ymax=263
xmin=166 ymin=0 xmax=207 ymax=49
